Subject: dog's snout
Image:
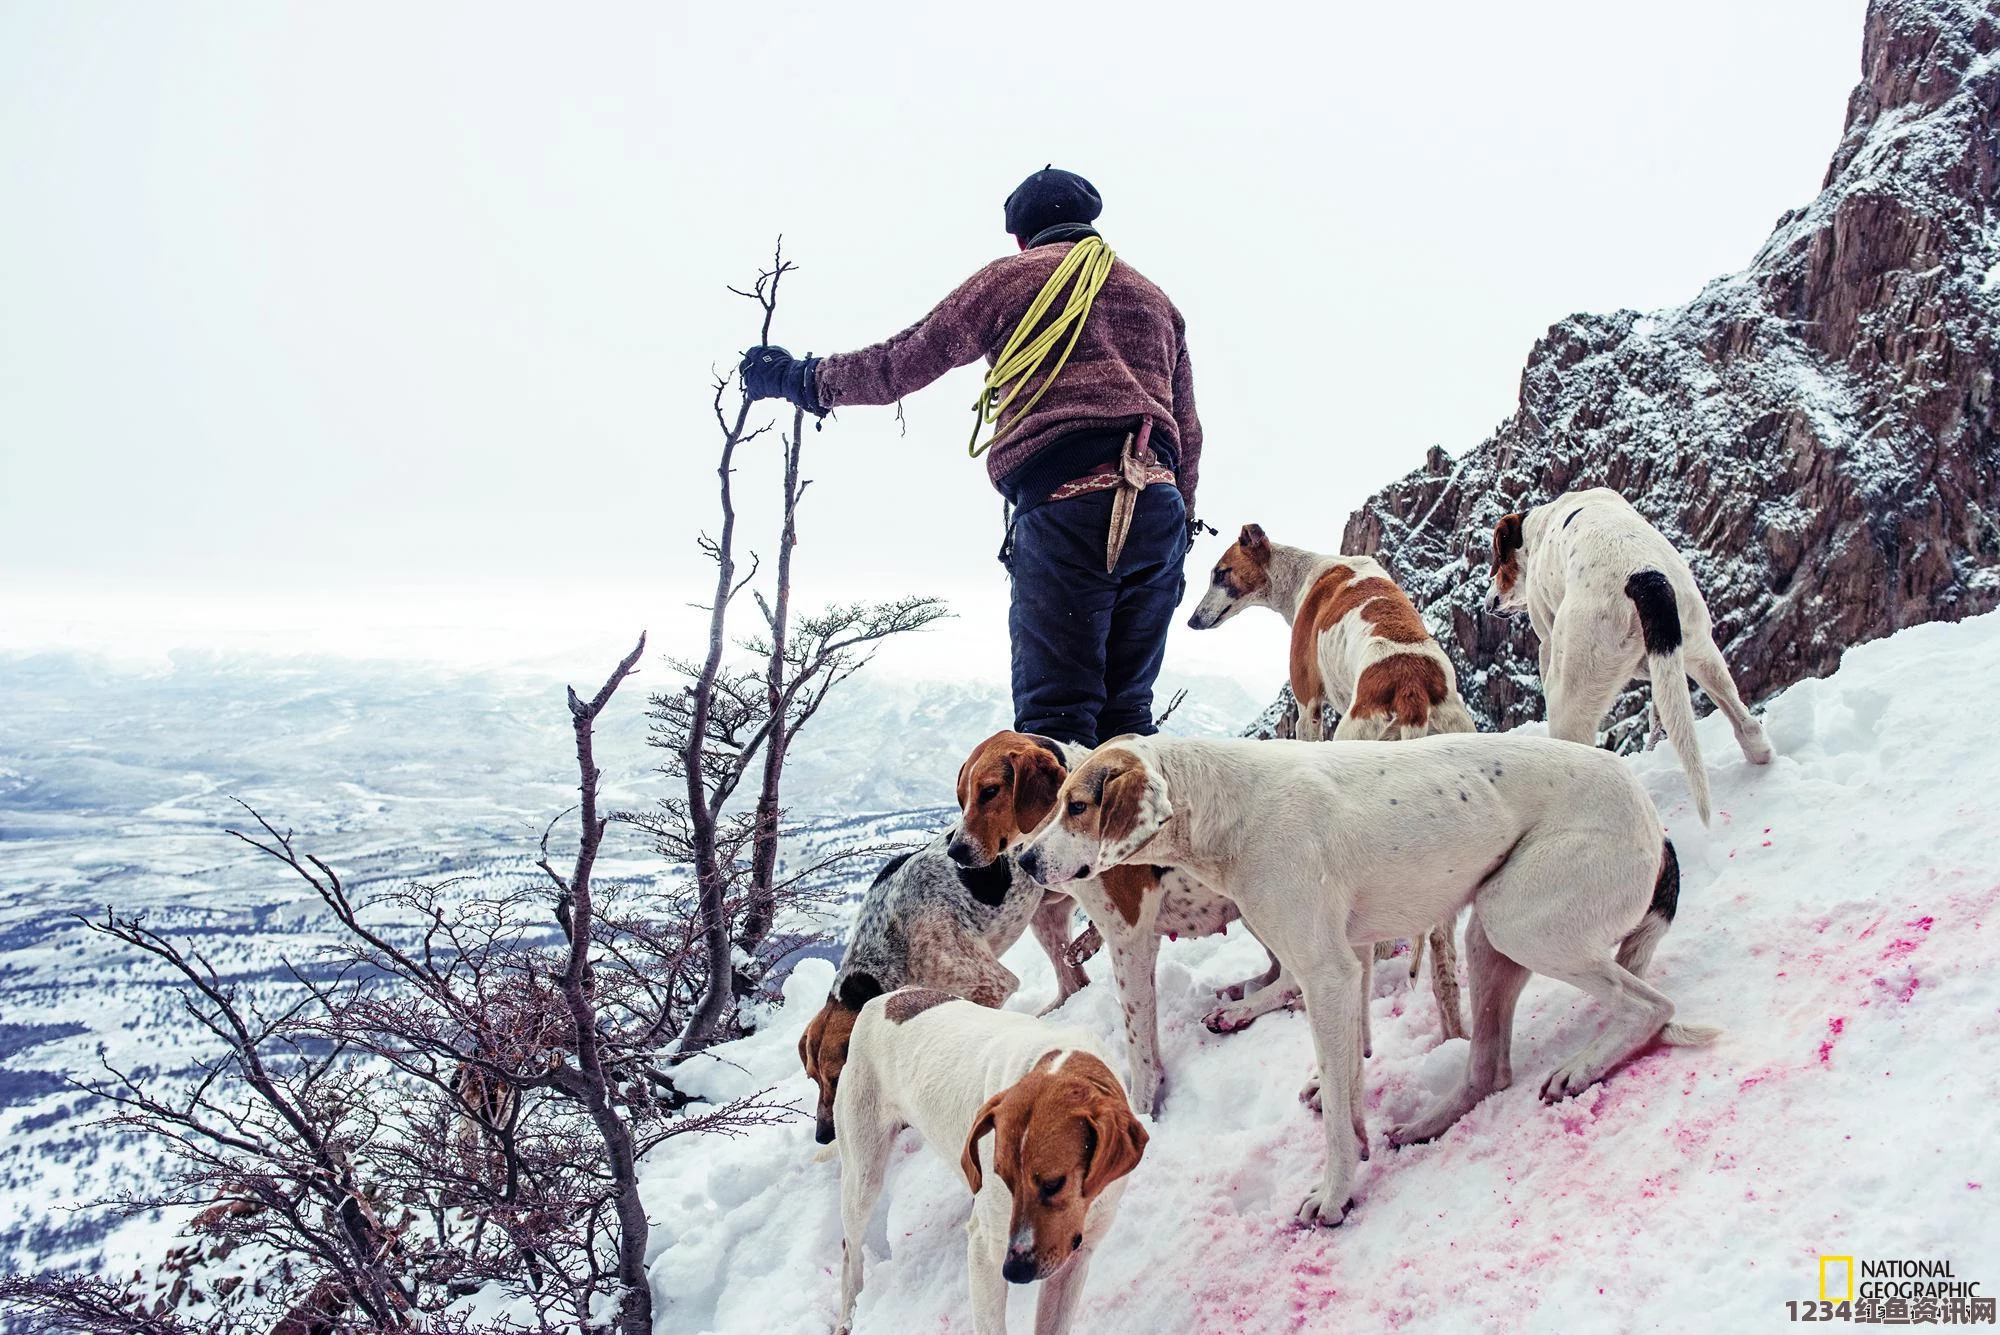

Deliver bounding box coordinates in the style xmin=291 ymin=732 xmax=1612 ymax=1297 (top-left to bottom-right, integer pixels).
xmin=945 ymin=839 xmax=974 ymax=867
xmin=814 ymin=1119 xmax=835 ymax=1145
xmin=1001 ymin=1252 xmax=1038 ymax=1285
xmin=1074 ymin=863 xmax=1092 ymax=880
xmin=1018 ymin=846 xmax=1043 ymax=879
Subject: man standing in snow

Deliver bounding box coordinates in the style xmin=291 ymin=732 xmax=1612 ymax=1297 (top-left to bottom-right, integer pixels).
xmin=739 ymin=167 xmax=1203 ymax=749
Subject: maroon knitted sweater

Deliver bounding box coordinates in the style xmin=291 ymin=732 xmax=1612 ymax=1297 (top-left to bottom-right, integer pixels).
xmin=814 ymin=241 xmax=1203 ymax=510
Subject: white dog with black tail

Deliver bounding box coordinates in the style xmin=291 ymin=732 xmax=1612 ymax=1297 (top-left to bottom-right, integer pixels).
xmin=1487 ymin=487 xmax=1774 ymax=822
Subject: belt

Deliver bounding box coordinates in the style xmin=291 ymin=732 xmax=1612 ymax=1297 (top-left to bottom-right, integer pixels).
xmin=1046 ymin=420 xmax=1171 ymax=573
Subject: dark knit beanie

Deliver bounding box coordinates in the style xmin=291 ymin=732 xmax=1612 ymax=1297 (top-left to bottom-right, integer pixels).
xmin=1003 ymin=166 xmax=1102 ymax=240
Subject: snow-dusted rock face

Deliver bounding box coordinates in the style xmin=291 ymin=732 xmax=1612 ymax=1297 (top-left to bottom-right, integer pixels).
xmin=1343 ymin=0 xmax=1999 ymax=747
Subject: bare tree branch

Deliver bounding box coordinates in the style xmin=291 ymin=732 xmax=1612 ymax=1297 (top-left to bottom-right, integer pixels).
xmin=547 ymin=635 xmax=653 ymax=1335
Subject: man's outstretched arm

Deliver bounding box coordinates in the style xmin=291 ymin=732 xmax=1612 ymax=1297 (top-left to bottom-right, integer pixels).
xmin=741 ymin=261 xmax=1005 ymax=414
xmin=814 ymin=261 xmax=1005 ymax=408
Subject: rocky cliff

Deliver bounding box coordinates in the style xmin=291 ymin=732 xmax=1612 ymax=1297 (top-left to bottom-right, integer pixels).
xmin=1337 ymin=0 xmax=1999 ymax=748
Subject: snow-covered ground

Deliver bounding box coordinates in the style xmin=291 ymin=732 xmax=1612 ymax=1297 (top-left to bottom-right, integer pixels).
xmin=648 ymin=613 xmax=2000 ymax=1333
xmin=7 ymin=613 xmax=1998 ymax=1330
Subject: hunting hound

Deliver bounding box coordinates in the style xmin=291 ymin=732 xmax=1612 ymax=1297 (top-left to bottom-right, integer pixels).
xmin=948 ymin=730 xmax=1292 ymax=1116
xmin=1488 ymin=487 xmax=1774 ymax=823
xmin=834 ymin=989 xmax=1146 ymax=1335
xmin=1188 ymin=522 xmax=1476 ymax=742
xmin=1016 ymin=732 xmax=1716 ymax=1227
xmin=800 ymin=835 xmax=1086 ymax=1143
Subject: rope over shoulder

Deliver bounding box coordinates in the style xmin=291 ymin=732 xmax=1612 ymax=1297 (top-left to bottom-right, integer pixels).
xmin=968 ymin=235 xmax=1116 ymax=458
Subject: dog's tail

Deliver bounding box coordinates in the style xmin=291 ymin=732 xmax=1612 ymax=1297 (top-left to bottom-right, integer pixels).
xmin=1390 ymin=679 xmax=1436 ymax=742
xmin=1618 ymin=838 xmax=1722 ymax=1046
xmin=1616 ymin=838 xmax=1678 ymax=976
xmin=1627 ymin=570 xmax=1711 ymax=825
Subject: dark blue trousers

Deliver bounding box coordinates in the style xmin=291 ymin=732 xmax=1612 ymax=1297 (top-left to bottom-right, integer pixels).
xmin=1007 ymin=485 xmax=1188 ymax=748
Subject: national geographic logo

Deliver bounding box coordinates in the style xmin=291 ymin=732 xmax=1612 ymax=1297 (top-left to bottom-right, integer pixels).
xmin=1786 ymin=1256 xmax=1993 ymax=1324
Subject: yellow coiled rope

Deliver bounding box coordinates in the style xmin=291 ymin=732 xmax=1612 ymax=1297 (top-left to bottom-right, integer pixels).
xmin=968 ymin=235 xmax=1115 ymax=457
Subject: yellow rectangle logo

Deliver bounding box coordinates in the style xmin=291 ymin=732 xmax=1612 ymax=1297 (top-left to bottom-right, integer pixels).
xmin=1819 ymin=1256 xmax=1854 ymax=1301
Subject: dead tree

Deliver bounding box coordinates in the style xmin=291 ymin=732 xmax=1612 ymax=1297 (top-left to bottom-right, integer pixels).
xmin=742 ymin=405 xmax=805 ymax=971
xmin=532 ymin=637 xmax=652 ymax=1335
xmin=71 ymin=911 xmax=415 ymax=1332
xmin=0 ymin=1275 xmax=206 ymax=1335
xmin=2 ymin=641 xmax=792 ymax=1335
xmin=642 ymin=243 xmax=949 ymax=1052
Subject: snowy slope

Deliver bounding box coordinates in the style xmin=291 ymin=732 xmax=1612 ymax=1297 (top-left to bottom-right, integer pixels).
xmin=646 ymin=612 xmax=2000 ymax=1334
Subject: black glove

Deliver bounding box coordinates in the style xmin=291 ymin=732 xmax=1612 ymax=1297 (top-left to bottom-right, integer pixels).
xmin=738 ymin=345 xmax=826 ymax=417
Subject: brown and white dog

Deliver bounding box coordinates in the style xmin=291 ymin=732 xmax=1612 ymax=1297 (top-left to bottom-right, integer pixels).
xmin=800 ymin=836 xmax=1089 ymax=1144
xmin=1488 ymin=487 xmax=1774 ymax=823
xmin=834 ymin=988 xmax=1146 ymax=1335
xmin=1188 ymin=523 xmax=1477 ymax=743
xmin=1186 ymin=522 xmax=1471 ymax=1042
xmin=1015 ymin=732 xmax=1717 ymax=1228
xmin=948 ymin=730 xmax=1290 ymax=1117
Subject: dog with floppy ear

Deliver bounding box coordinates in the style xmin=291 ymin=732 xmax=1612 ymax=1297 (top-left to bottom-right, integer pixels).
xmin=1189 ymin=522 xmax=1476 ymax=744
xmin=834 ymin=987 xmax=1146 ymax=1335
xmin=952 ymin=729 xmax=1067 ymax=863
xmin=800 ymin=827 xmax=1093 ymax=1145
xmin=949 ymin=730 xmax=1293 ymax=1116
xmin=1487 ymin=487 xmax=1773 ymax=823
xmin=799 ymin=973 xmax=884 ymax=1145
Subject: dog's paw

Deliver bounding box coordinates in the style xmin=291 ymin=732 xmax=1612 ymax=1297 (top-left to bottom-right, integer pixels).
xmin=1299 ymin=1069 xmax=1322 ymax=1113
xmin=1742 ymin=728 xmax=1775 ymax=766
xmin=1385 ymin=1120 xmax=1436 ymax=1148
xmin=1214 ymin=980 xmax=1250 ymax=1003
xmin=1294 ymin=1188 xmax=1354 ymax=1228
xmin=1202 ymin=1003 xmax=1257 ymax=1034
xmin=1539 ymin=1060 xmax=1601 ymax=1103
xmin=1386 ymin=1100 xmax=1465 ymax=1148
xmin=1063 ymin=924 xmax=1104 ymax=969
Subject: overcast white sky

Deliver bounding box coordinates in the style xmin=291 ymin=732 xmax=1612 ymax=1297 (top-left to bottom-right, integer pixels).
xmin=0 ymin=0 xmax=1867 ymax=679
